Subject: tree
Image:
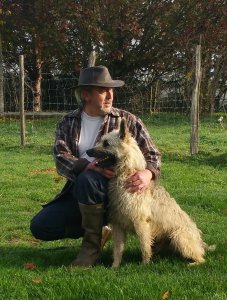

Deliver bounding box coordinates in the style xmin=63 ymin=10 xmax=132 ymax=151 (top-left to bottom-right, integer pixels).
xmin=2 ymin=0 xmax=74 ymax=111
xmin=2 ymin=0 xmax=227 ymax=113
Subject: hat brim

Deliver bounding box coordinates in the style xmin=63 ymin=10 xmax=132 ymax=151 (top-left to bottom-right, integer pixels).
xmin=76 ymin=80 xmax=125 ymax=88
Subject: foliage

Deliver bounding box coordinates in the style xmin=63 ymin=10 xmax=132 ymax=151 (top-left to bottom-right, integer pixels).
xmin=0 ymin=115 xmax=226 ymax=299
xmin=1 ymin=0 xmax=227 ymax=112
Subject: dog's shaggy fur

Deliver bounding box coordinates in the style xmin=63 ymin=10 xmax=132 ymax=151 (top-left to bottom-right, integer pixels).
xmin=87 ymin=119 xmax=214 ymax=268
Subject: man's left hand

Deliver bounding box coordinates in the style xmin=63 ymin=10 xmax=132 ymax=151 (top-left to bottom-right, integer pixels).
xmin=125 ymin=169 xmax=153 ymax=193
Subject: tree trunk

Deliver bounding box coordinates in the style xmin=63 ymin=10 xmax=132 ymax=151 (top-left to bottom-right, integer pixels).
xmin=33 ymin=35 xmax=43 ymax=112
xmin=200 ymin=54 xmax=225 ymax=114
xmin=0 ymin=33 xmax=4 ymax=113
xmin=207 ymin=57 xmax=224 ymax=114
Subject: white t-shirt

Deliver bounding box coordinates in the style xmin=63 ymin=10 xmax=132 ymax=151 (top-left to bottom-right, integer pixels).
xmin=78 ymin=111 xmax=104 ymax=162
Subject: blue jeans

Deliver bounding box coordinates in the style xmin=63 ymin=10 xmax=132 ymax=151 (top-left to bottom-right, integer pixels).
xmin=30 ymin=170 xmax=109 ymax=241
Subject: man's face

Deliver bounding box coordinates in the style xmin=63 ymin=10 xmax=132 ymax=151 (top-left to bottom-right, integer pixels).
xmin=82 ymin=86 xmax=114 ymax=116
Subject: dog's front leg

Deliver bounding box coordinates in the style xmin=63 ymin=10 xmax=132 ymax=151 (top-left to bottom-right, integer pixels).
xmin=134 ymin=220 xmax=153 ymax=264
xmin=111 ymin=225 xmax=126 ymax=268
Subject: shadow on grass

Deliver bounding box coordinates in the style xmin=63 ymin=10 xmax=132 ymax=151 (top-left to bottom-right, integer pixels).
xmin=0 ymin=245 xmax=72 ymax=268
xmin=0 ymin=244 xmax=184 ymax=270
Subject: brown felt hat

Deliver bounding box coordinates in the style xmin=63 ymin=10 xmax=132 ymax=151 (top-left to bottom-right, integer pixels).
xmin=77 ymin=65 xmax=125 ymax=88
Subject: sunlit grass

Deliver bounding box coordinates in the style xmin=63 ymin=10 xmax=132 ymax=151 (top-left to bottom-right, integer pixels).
xmin=0 ymin=114 xmax=226 ymax=299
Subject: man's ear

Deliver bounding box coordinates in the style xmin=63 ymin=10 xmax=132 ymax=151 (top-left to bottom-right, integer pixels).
xmin=80 ymin=90 xmax=87 ymax=102
xmin=119 ymin=118 xmax=129 ymax=140
xmin=81 ymin=89 xmax=92 ymax=102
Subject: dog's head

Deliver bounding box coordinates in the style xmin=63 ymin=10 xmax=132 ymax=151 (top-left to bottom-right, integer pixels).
xmin=86 ymin=118 xmax=130 ymax=168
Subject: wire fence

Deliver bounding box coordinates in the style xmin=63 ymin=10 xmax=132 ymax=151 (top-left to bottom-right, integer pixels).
xmin=1 ymin=72 xmax=226 ymax=147
xmin=2 ymin=74 xmax=202 ymax=114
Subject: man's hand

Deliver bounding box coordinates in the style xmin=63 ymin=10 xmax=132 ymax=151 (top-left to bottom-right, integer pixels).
xmin=125 ymin=169 xmax=153 ymax=193
xmin=84 ymin=159 xmax=115 ymax=179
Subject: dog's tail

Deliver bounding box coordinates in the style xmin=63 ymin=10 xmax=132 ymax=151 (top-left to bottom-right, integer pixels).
xmin=204 ymin=243 xmax=216 ymax=252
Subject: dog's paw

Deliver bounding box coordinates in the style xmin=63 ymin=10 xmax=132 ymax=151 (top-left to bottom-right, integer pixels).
xmin=111 ymin=262 xmax=120 ymax=269
xmin=142 ymin=258 xmax=151 ymax=265
xmin=187 ymin=259 xmax=206 ymax=267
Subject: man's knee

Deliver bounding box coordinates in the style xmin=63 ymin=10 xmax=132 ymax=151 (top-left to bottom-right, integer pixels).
xmin=73 ymin=170 xmax=109 ymax=205
xmin=30 ymin=214 xmax=64 ymax=241
xmin=30 ymin=216 xmax=48 ymax=241
xmin=76 ymin=170 xmax=107 ymax=189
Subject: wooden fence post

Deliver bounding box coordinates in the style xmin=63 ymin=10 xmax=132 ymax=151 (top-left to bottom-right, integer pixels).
xmin=190 ymin=45 xmax=202 ymax=155
xmin=19 ymin=55 xmax=26 ymax=146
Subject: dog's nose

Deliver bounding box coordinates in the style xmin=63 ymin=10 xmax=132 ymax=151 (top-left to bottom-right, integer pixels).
xmin=86 ymin=148 xmax=94 ymax=157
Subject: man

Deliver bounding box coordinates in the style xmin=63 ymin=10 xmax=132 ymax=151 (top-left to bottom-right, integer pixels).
xmin=30 ymin=65 xmax=161 ymax=267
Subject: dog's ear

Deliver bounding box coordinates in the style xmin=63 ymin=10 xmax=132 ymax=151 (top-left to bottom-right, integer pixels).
xmin=116 ymin=118 xmax=121 ymax=130
xmin=119 ymin=118 xmax=129 ymax=141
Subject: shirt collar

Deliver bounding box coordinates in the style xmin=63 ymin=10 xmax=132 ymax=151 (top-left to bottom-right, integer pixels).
xmin=69 ymin=107 xmax=120 ymax=118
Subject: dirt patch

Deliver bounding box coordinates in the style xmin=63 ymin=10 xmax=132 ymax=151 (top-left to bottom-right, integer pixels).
xmin=30 ymin=168 xmax=64 ymax=182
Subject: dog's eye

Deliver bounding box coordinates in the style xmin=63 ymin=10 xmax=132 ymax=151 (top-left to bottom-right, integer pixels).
xmin=103 ymin=140 xmax=110 ymax=148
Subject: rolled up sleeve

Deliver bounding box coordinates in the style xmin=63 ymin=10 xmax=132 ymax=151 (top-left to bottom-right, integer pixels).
xmin=128 ymin=117 xmax=161 ymax=179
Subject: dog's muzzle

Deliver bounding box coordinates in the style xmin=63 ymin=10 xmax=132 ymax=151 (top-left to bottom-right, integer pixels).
xmin=86 ymin=148 xmax=117 ymax=168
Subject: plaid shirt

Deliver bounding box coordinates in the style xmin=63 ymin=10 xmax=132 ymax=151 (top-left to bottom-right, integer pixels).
xmin=54 ymin=107 xmax=161 ymax=182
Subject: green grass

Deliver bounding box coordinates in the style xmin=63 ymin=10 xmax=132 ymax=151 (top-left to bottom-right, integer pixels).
xmin=0 ymin=114 xmax=226 ymax=300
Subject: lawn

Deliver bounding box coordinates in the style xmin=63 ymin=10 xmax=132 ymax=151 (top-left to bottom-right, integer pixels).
xmin=0 ymin=114 xmax=226 ymax=300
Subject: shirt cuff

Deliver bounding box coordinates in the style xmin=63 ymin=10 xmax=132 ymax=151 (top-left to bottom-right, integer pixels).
xmin=72 ymin=158 xmax=90 ymax=176
xmin=146 ymin=163 xmax=160 ymax=180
